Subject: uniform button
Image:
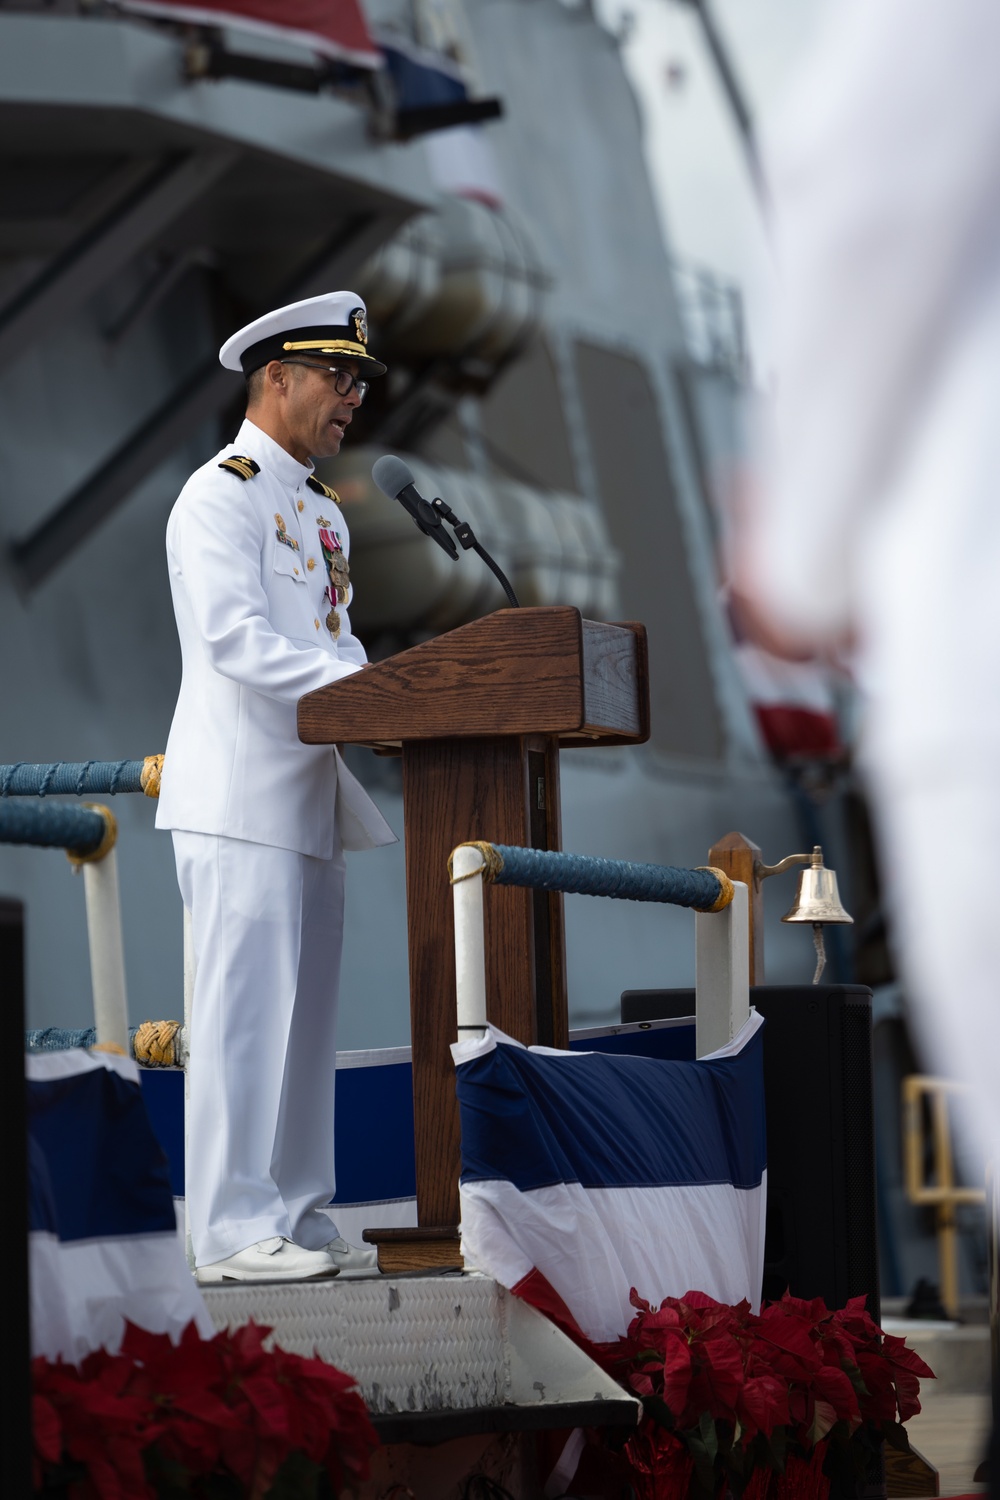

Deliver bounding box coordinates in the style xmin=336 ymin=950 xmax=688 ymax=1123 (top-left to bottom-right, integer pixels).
xmin=307 ymin=557 xmax=316 ymax=571
xmin=297 ymin=499 xmax=305 ymax=512
xmin=314 ymin=618 xmax=320 ymax=630
xmin=293 ymin=567 xmax=299 ymax=575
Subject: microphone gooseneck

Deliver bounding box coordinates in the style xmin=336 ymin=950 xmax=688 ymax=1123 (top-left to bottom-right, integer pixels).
xmin=372 ymin=455 xmax=459 ymax=560
xmin=371 ymin=457 xmax=520 ymax=606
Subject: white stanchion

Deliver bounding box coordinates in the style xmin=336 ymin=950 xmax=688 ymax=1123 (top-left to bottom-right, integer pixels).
xmin=82 ymin=848 xmax=129 ymax=1054
xmin=452 ymin=845 xmax=488 ymax=1039
xmin=695 ymin=880 xmax=749 ymax=1058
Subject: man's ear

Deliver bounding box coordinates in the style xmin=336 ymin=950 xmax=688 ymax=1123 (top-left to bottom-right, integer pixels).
xmin=264 ymin=359 xmax=287 ymax=394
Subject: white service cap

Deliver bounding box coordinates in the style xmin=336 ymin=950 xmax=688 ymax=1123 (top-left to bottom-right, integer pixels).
xmin=219 ymin=290 xmax=386 ymax=377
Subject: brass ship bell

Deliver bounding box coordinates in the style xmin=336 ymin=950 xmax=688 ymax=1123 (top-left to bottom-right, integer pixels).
xmin=756 ymin=845 xmax=852 ymax=983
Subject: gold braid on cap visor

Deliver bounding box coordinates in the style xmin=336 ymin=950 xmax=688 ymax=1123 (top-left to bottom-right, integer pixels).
xmin=282 ymin=339 xmax=368 ymax=358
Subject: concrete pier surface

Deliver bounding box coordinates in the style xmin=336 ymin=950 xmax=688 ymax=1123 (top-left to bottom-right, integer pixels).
xmin=885 ymin=1303 xmax=991 ymax=1497
xmin=906 ymin=1390 xmax=990 ymax=1497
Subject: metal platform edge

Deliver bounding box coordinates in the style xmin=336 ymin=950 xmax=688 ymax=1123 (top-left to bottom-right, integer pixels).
xmin=201 ymin=1271 xmax=642 ymax=1441
xmin=371 ymin=1397 xmax=640 ymax=1446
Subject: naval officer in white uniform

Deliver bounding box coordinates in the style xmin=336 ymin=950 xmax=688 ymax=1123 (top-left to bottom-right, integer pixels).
xmin=156 ymin=291 xmax=396 ymax=1283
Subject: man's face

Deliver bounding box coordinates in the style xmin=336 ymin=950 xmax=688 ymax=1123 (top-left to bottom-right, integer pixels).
xmin=282 ymin=360 xmax=365 ymax=460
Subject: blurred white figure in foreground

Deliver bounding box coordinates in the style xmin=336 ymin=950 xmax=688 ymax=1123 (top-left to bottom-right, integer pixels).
xmin=738 ymin=0 xmax=1000 ymax=1165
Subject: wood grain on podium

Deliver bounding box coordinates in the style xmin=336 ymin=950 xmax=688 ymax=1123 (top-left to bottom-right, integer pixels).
xmin=295 ymin=608 xmax=650 ymax=1258
xmin=402 ymin=736 xmax=544 ymax=1228
xmin=298 ymin=607 xmax=649 ymax=747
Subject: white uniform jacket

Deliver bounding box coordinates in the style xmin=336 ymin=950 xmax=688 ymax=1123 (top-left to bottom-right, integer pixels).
xmin=156 ymin=418 xmax=395 ymax=859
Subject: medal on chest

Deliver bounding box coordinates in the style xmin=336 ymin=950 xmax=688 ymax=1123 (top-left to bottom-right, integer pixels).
xmin=274 ymin=513 xmax=299 ymax=551
xmin=318 ymin=523 xmax=349 ymax=639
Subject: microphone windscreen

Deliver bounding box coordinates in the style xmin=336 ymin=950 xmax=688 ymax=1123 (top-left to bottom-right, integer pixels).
xmin=372 ymin=454 xmax=415 ymax=500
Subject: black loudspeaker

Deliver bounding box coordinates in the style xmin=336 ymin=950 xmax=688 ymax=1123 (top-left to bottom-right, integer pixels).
xmin=620 ymin=985 xmax=880 ymax=1324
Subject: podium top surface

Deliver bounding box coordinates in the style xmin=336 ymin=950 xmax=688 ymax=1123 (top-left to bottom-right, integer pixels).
xmin=297 ymin=606 xmax=649 ymax=747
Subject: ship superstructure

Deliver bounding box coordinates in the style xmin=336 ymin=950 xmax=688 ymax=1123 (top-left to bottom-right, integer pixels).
xmin=0 ymin=0 xmax=822 ymax=1043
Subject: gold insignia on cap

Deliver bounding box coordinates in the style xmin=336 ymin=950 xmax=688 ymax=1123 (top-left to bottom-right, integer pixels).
xmin=350 ymin=307 xmax=368 ymax=345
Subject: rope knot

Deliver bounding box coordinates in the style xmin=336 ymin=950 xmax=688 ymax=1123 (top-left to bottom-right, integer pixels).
xmin=448 ymin=841 xmax=504 ymax=885
xmin=133 ymin=1019 xmax=183 ymax=1068
xmin=140 ymin=754 xmax=165 ymax=799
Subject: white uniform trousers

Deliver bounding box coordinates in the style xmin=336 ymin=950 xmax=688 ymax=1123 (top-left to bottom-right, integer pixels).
xmin=172 ymin=831 xmax=345 ymax=1266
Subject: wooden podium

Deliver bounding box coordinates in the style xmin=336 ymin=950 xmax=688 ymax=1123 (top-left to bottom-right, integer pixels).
xmin=298 ymin=606 xmax=649 ymax=1269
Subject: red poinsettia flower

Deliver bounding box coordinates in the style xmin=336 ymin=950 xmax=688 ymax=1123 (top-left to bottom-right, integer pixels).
xmin=591 ymin=1287 xmax=934 ymax=1500
xmin=33 ymin=1319 xmax=379 ymax=1500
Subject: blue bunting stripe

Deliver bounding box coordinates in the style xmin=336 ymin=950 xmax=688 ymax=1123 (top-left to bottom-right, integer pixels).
xmin=456 ymin=1024 xmax=766 ymax=1192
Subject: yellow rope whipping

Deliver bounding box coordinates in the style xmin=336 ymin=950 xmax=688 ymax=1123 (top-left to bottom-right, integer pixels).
xmin=133 ymin=1019 xmax=183 ymax=1068
xmin=66 ymin=805 xmax=118 ymax=867
xmin=693 ymin=866 xmax=735 ymax=913
xmin=140 ymin=754 xmax=164 ymax=798
xmin=448 ymin=841 xmax=504 ymax=884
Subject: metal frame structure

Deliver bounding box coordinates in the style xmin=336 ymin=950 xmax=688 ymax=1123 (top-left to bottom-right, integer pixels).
xmin=902 ymin=1073 xmax=986 ymax=1318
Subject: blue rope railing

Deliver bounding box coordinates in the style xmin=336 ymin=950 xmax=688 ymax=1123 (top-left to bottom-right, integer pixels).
xmin=0 ymin=801 xmax=110 ymax=858
xmin=26 ymin=1024 xmax=184 ymax=1068
xmin=27 ymin=1028 xmax=108 ymax=1052
xmin=455 ymin=842 xmax=734 ymax=913
xmin=0 ymin=760 xmax=155 ymax=797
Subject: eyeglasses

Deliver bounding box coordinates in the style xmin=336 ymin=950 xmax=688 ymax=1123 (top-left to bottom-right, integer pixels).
xmin=280 ymin=359 xmax=369 ymax=403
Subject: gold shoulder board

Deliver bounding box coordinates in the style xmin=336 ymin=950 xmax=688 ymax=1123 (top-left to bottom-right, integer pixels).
xmin=306 ymin=475 xmax=338 ymax=502
xmin=218 ymin=456 xmax=261 ymax=481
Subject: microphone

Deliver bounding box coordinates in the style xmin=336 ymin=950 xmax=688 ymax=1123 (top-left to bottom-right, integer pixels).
xmin=371 ymin=455 xmax=459 ymax=561
xmin=371 ymin=454 xmax=520 ymax=607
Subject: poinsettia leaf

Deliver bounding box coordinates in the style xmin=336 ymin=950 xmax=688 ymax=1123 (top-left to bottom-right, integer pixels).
xmin=754 ymin=1319 xmax=822 ymax=1370
xmin=32 ymin=1393 xmax=62 ymax=1466
xmin=642 ymin=1393 xmax=677 ymax=1431
xmin=698 ymin=1410 xmax=719 ymax=1463
xmin=241 ymin=1372 xmax=291 ymax=1439
xmin=739 ymin=1373 xmax=791 ymax=1437
xmin=684 ymin=1420 xmax=719 ymax=1495
xmin=632 ymin=1348 xmax=664 ymax=1366
xmin=808 ymin=1397 xmax=838 ymax=1445
xmin=882 ymin=1421 xmax=912 ymax=1453
xmin=171 ymin=1390 xmax=245 ymax=1428
xmin=661 ymin=1331 xmax=693 ymax=1414
xmin=892 ymin=1370 xmax=924 ymax=1424
xmin=774 ymin=1424 xmax=790 ymax=1468
xmin=702 ymin=1332 xmax=745 ymax=1414
xmin=682 ymin=1290 xmax=723 ymax=1310
xmin=882 ymin=1333 xmax=935 ymax=1381
xmin=813 ymin=1365 xmax=861 ymax=1422
xmin=265 ymin=1448 xmax=326 ymax=1500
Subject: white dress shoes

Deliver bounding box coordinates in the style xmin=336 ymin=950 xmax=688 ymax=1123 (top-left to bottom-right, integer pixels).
xmin=196 ymin=1235 xmax=341 ymax=1284
xmin=320 ymin=1235 xmax=380 ymax=1277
